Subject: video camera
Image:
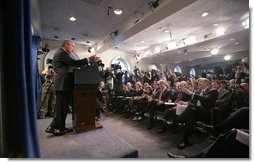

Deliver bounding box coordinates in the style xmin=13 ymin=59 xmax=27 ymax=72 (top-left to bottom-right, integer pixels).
xmin=111 ymin=63 xmax=122 ymax=70
xmin=96 ymin=60 xmax=105 ymax=68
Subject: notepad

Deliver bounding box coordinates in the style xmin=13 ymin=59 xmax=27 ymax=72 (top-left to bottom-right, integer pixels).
xmin=164 ymin=102 xmax=176 ymax=106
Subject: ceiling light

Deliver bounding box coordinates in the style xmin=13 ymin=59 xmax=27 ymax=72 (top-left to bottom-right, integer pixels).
xmin=69 ymin=16 xmax=76 ymax=21
xmin=144 ymin=51 xmax=150 ymax=56
xmin=213 ymin=23 xmax=218 ymax=26
xmin=114 ymin=9 xmax=123 ymax=15
xmin=201 ymin=12 xmax=209 ymax=17
xmin=216 ymin=27 xmax=225 ymax=36
xmin=88 ymin=47 xmax=95 ymax=53
xmin=166 ymin=42 xmax=177 ymax=50
xmin=230 ymin=38 xmax=235 ymax=41
xmin=210 ymin=49 xmax=219 ymax=55
xmin=224 ymin=55 xmax=231 ymax=61
xmin=235 ymin=42 xmax=239 ymax=45
xmin=164 ymin=29 xmax=170 ymax=33
xmin=242 ymin=18 xmax=249 ymax=29
xmin=154 ymin=47 xmax=161 ymax=53
xmin=141 ymin=41 xmax=145 ymax=43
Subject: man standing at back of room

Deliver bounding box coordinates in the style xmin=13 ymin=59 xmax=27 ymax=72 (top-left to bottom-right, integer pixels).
xmin=45 ymin=40 xmax=100 ymax=135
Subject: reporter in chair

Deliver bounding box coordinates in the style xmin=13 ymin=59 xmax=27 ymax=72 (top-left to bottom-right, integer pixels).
xmin=45 ymin=40 xmax=100 ymax=135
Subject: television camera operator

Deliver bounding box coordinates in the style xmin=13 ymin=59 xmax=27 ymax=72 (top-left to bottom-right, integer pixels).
xmin=111 ymin=62 xmax=124 ymax=87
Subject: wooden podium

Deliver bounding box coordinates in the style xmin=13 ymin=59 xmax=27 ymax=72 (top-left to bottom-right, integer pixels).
xmin=73 ymin=65 xmax=103 ymax=133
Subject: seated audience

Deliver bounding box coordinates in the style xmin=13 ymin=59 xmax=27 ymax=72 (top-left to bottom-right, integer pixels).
xmin=146 ymin=80 xmax=170 ymax=130
xmin=157 ymin=81 xmax=191 ymax=133
xmin=174 ymin=78 xmax=218 ymax=149
xmin=132 ymin=85 xmax=153 ymax=121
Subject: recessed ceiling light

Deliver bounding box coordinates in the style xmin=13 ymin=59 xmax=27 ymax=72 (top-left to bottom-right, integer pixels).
xmin=235 ymin=42 xmax=239 ymax=45
xmin=166 ymin=42 xmax=177 ymax=50
xmin=154 ymin=47 xmax=161 ymax=53
xmin=213 ymin=23 xmax=218 ymax=26
xmin=216 ymin=27 xmax=225 ymax=35
xmin=114 ymin=9 xmax=123 ymax=15
xmin=242 ymin=18 xmax=249 ymax=29
xmin=69 ymin=16 xmax=76 ymax=21
xmin=224 ymin=55 xmax=231 ymax=61
xmin=210 ymin=49 xmax=219 ymax=55
xmin=141 ymin=41 xmax=145 ymax=43
xmin=164 ymin=29 xmax=170 ymax=33
xmin=201 ymin=12 xmax=209 ymax=17
xmin=230 ymin=38 xmax=235 ymax=41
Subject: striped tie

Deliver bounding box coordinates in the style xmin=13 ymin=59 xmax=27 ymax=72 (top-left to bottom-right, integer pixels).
xmin=158 ymin=90 xmax=163 ymax=101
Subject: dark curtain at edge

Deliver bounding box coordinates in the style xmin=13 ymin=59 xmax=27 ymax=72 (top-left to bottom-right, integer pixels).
xmin=1 ymin=0 xmax=41 ymax=158
xmin=0 ymin=0 xmax=3 ymax=157
xmin=33 ymin=36 xmax=42 ymax=115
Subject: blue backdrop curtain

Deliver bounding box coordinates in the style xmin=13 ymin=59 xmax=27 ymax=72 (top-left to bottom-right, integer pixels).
xmin=1 ymin=0 xmax=41 ymax=158
xmin=32 ymin=36 xmax=42 ymax=115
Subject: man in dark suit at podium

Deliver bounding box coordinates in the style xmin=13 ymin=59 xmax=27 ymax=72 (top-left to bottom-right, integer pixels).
xmin=45 ymin=40 xmax=100 ymax=135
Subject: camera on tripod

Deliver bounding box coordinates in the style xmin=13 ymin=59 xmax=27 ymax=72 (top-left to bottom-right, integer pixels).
xmin=111 ymin=63 xmax=122 ymax=71
xmin=95 ymin=60 xmax=105 ymax=68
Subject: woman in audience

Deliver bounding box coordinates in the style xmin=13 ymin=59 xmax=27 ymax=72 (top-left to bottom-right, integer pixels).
xmin=132 ymin=85 xmax=153 ymax=121
xmin=126 ymin=81 xmax=143 ymax=119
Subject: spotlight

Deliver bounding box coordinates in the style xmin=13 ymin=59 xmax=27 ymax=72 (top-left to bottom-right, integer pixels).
xmin=107 ymin=7 xmax=112 ymax=16
xmin=184 ymin=48 xmax=188 ymax=55
xmin=88 ymin=47 xmax=95 ymax=53
xmin=148 ymin=0 xmax=160 ymax=9
xmin=134 ymin=11 xmax=144 ymax=23
xmin=110 ymin=30 xmax=119 ymax=38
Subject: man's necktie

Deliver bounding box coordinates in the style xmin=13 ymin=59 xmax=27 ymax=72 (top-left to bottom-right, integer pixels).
xmin=158 ymin=90 xmax=163 ymax=101
xmin=197 ymin=89 xmax=204 ymax=106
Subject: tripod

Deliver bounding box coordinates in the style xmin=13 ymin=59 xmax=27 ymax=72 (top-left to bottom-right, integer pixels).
xmin=37 ymin=81 xmax=53 ymax=118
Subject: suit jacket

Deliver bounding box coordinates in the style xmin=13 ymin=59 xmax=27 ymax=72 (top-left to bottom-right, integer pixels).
xmin=174 ymin=91 xmax=191 ymax=103
xmin=152 ymin=88 xmax=169 ymax=102
xmin=218 ymin=88 xmax=230 ymax=100
xmin=179 ymin=88 xmax=218 ymax=125
xmin=191 ymin=88 xmax=218 ymax=111
xmin=53 ymin=48 xmax=89 ymax=91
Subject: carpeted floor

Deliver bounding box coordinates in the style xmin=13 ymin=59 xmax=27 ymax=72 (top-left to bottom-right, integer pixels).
xmin=38 ymin=112 xmax=213 ymax=159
